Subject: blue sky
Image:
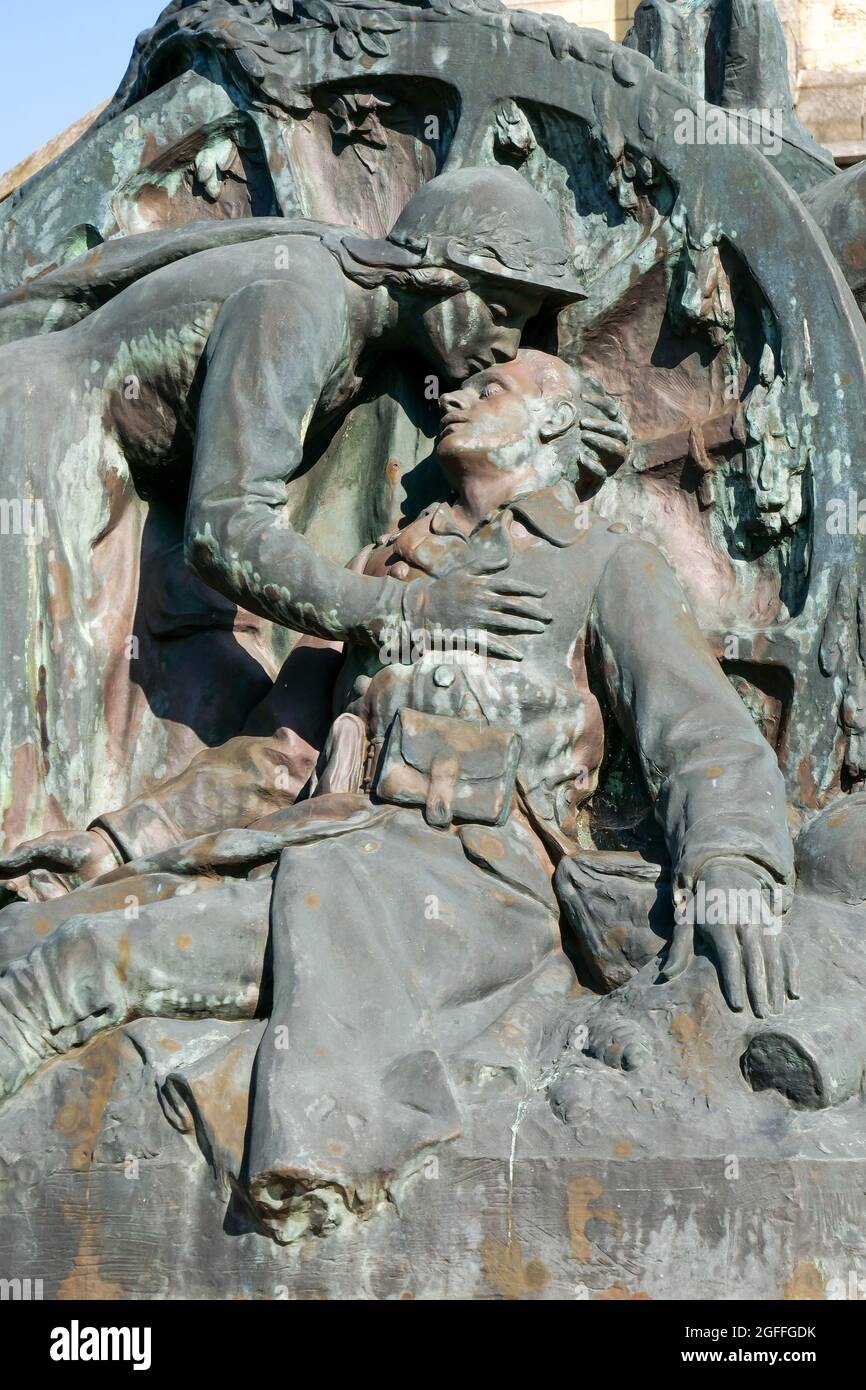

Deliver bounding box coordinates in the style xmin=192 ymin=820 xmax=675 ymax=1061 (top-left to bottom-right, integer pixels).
xmin=0 ymin=1 xmax=165 ymax=174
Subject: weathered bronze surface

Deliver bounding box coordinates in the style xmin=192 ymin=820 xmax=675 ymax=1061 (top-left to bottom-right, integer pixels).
xmin=1 ymin=0 xmax=865 ymax=1299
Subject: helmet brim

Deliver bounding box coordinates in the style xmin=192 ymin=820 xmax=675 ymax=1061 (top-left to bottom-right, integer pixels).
xmin=344 ymin=231 xmax=587 ymax=305
xmin=449 ymin=250 xmax=587 ymax=306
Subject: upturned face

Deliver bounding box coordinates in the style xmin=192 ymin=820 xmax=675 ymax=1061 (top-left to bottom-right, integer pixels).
xmin=419 ymin=283 xmax=544 ymax=381
xmin=436 ymin=356 xmax=550 ymax=477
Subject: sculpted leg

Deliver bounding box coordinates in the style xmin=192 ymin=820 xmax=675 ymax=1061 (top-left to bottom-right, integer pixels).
xmin=246 ymin=811 xmax=561 ymax=1242
xmin=0 ymin=876 xmax=271 ymax=1103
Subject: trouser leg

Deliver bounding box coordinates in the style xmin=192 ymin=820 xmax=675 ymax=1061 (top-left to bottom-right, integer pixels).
xmin=246 ymin=812 xmax=560 ymax=1240
xmin=0 ymin=876 xmax=271 ymax=1101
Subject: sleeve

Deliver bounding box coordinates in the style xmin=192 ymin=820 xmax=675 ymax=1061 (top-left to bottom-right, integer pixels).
xmin=589 ymin=537 xmax=795 ymax=893
xmin=92 ymin=638 xmax=345 ymax=860
xmin=185 ymin=276 xmax=406 ymax=643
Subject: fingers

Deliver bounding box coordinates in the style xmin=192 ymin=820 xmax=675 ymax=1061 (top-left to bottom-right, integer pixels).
xmin=781 ymin=935 xmax=800 ymax=1000
xmin=576 ymin=449 xmax=608 ymax=481
xmin=660 ymin=919 xmax=693 ymax=981
xmin=484 ymin=578 xmax=549 ymax=599
xmin=580 ymin=386 xmax=621 ymax=419
xmin=478 ymin=612 xmax=549 ymax=637
xmin=467 ymin=553 xmax=509 ymax=577
xmin=582 ymin=431 xmax=630 ymax=458
xmin=762 ymin=930 xmax=786 ymax=1016
xmin=582 ymin=438 xmax=629 ymax=461
xmin=579 ymin=417 xmax=630 ymax=441
xmin=484 ymin=637 xmax=523 ymax=661
xmin=481 ymin=594 xmax=552 ymax=622
xmin=707 ymin=926 xmax=746 ymax=1013
xmin=2 ymin=870 xmax=70 ymax=904
xmin=740 ymin=929 xmax=771 ymax=1018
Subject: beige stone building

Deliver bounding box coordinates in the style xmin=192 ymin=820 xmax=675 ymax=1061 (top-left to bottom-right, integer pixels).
xmin=504 ymin=0 xmax=866 ymax=163
xmin=782 ymin=0 xmax=866 ymax=161
xmin=1 ymin=0 xmax=864 ymax=200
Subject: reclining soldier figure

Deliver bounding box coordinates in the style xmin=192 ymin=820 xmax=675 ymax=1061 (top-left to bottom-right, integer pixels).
xmin=0 ymin=349 xmax=802 ymax=1240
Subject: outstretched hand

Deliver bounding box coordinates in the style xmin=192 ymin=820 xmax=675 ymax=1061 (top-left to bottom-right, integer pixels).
xmin=0 ymin=830 xmax=120 ymax=905
xmin=661 ymin=858 xmax=799 ymax=1018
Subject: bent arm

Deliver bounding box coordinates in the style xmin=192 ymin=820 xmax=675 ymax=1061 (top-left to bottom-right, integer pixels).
xmin=185 ymin=278 xmax=404 ymax=642
xmin=589 ymin=538 xmax=794 ymax=894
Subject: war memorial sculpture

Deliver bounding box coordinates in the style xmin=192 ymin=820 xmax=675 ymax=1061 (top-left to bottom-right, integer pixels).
xmin=1 ymin=0 xmax=866 ymax=1299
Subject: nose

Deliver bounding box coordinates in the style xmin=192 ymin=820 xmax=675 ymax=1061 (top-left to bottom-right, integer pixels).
xmin=439 ymin=389 xmax=467 ymax=411
xmin=492 ymin=330 xmax=520 ymax=363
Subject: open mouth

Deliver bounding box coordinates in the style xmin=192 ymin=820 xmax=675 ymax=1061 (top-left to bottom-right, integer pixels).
xmin=439 ymin=408 xmax=468 ymax=429
xmin=438 ymin=415 xmax=467 ymax=438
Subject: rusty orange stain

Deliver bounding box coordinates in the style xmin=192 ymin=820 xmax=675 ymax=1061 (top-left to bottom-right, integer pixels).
xmin=115 ymin=934 xmax=130 ymax=984
xmin=567 ymin=1176 xmax=621 ymax=1262
xmin=68 ymin=1033 xmax=127 ymax=1172
xmin=481 ymin=1235 xmax=551 ymax=1299
xmin=783 ymin=1263 xmax=826 ymax=1300
xmin=58 ymin=1209 xmax=124 ymax=1301
xmin=671 ymin=1013 xmax=697 ymax=1043
xmin=54 ymin=1103 xmax=83 ymax=1136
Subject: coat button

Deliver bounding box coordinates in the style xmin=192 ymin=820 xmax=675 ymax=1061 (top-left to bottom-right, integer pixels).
xmin=433 ymin=665 xmax=456 ymax=687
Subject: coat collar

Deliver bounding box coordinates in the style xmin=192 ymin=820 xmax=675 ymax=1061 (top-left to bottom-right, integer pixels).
xmin=426 ymin=480 xmax=584 ymax=549
xmin=507 ymin=478 xmax=586 ymax=547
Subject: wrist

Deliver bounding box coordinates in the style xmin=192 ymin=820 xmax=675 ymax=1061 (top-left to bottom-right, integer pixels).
xmin=86 ymin=824 xmax=124 ymax=868
xmin=680 ymin=855 xmax=791 ymax=925
xmin=357 ymin=575 xmax=409 ymax=651
xmin=678 ymin=855 xmax=776 ymax=894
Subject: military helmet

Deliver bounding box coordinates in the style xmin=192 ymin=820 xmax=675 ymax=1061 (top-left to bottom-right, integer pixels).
xmin=386 ymin=166 xmax=586 ymax=305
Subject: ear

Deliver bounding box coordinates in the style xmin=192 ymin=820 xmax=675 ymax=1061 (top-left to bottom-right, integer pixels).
xmin=539 ymin=395 xmax=577 ymax=443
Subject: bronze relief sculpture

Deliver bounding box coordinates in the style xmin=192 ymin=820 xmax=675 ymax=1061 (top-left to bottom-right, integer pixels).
xmin=1 ymin=0 xmax=866 ymax=1298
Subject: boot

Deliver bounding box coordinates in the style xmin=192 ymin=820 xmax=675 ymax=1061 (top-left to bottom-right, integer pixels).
xmin=0 ymin=918 xmax=129 ymax=1105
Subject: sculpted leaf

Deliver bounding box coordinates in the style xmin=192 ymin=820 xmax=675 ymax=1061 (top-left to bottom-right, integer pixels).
xmin=358 ymin=29 xmax=390 ymax=57
xmin=302 ymin=0 xmax=338 ymax=25
xmin=334 ymin=27 xmax=360 ymax=58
